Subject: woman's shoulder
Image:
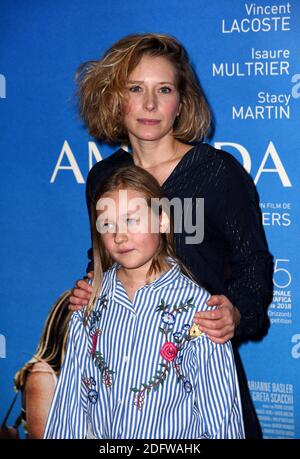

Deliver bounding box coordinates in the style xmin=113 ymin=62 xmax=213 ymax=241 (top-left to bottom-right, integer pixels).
xmin=191 ymin=143 xmax=257 ymax=202
xmin=194 ymin=143 xmax=247 ymax=174
xmin=87 ymin=148 xmax=132 ymax=183
xmin=202 ymin=143 xmax=253 ymax=182
xmin=86 ymin=148 xmax=133 ymax=204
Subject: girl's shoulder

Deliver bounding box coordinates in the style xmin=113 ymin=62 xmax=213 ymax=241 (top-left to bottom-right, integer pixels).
xmin=177 ymin=271 xmax=211 ymax=311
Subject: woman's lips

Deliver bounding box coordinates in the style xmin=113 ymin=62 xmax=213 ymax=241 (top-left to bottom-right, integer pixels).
xmin=137 ymin=118 xmax=160 ymax=125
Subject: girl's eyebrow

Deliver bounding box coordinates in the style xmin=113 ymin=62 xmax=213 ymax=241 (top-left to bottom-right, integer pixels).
xmin=98 ymin=208 xmax=140 ymax=219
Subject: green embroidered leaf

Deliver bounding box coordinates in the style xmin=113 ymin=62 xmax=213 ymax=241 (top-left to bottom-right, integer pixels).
xmin=131 ymin=388 xmax=139 ymax=393
xmin=159 ymin=327 xmax=165 ymax=333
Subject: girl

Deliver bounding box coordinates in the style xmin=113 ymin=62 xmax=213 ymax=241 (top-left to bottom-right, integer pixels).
xmin=44 ymin=166 xmax=245 ymax=439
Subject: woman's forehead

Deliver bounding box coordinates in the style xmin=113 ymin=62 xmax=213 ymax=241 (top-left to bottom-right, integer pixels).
xmin=128 ymin=55 xmax=177 ymax=82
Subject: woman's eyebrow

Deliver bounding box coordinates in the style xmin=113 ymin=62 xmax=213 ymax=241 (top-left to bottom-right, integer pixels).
xmin=127 ymin=80 xmax=176 ymax=86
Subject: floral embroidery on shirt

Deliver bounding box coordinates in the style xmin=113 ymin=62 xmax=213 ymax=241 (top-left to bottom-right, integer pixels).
xmin=83 ymin=377 xmax=98 ymax=404
xmin=93 ymin=352 xmax=115 ymax=387
xmin=131 ymin=297 xmax=197 ymax=410
xmin=88 ymin=295 xmax=115 ymax=388
xmin=189 ymin=323 xmax=202 ymax=339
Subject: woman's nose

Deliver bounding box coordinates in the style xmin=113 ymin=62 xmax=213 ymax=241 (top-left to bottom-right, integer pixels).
xmin=143 ymin=91 xmax=157 ymax=111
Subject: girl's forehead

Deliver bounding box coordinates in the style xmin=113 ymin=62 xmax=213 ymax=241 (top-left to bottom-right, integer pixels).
xmin=96 ymin=188 xmax=150 ymax=215
xmin=99 ymin=188 xmax=147 ymax=201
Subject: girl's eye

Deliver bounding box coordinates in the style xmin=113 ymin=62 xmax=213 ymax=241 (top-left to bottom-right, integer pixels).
xmin=97 ymin=221 xmax=115 ymax=233
xmin=127 ymin=217 xmax=140 ymax=225
xmin=128 ymin=85 xmax=142 ymax=93
xmin=159 ymin=86 xmax=172 ymax=94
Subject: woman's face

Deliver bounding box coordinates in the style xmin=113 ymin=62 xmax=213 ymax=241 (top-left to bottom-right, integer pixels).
xmin=123 ymin=55 xmax=181 ymax=144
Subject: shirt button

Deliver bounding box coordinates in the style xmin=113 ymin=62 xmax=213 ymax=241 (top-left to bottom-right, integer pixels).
xmin=118 ymin=399 xmax=122 ymax=405
xmin=124 ymin=356 xmax=128 ymax=363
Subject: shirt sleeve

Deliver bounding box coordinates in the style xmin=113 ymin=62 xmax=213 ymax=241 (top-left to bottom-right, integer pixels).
xmin=221 ymin=156 xmax=274 ymax=338
xmin=43 ymin=313 xmax=89 ymax=439
xmin=194 ymin=336 xmax=245 ymax=439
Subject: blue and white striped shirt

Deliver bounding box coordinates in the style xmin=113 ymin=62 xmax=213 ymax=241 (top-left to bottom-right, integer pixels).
xmin=44 ymin=261 xmax=245 ymax=439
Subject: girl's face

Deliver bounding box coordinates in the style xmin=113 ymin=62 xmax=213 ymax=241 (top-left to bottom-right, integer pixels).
xmin=122 ymin=55 xmax=181 ymax=143
xmin=96 ymin=188 xmax=165 ymax=273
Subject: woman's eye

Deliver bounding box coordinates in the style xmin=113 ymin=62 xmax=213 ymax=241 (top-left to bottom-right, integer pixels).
xmin=128 ymin=85 xmax=142 ymax=93
xmin=159 ymin=86 xmax=172 ymax=94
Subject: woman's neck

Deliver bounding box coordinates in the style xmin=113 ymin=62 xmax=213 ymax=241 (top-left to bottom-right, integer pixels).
xmin=130 ymin=136 xmax=188 ymax=169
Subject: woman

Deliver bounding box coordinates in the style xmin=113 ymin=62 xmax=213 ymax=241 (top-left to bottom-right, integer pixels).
xmin=70 ymin=33 xmax=273 ymax=438
xmin=14 ymin=291 xmax=72 ymax=438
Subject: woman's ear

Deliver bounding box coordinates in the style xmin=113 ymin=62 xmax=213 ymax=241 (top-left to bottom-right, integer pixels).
xmin=159 ymin=211 xmax=170 ymax=234
xmin=177 ymin=102 xmax=182 ymax=117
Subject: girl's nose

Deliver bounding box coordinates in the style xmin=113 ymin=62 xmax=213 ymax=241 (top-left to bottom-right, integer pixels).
xmin=114 ymin=231 xmax=128 ymax=244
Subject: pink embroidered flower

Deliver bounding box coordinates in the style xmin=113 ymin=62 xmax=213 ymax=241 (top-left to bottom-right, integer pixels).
xmin=91 ymin=328 xmax=102 ymax=354
xmin=160 ymin=342 xmax=179 ymax=362
xmin=91 ymin=334 xmax=98 ymax=354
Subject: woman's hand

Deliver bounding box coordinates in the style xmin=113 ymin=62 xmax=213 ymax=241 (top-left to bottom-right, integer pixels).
xmin=69 ymin=271 xmax=94 ymax=311
xmin=193 ymin=295 xmax=241 ymax=344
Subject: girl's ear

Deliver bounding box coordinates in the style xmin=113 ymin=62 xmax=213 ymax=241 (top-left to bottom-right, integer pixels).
xmin=159 ymin=211 xmax=170 ymax=234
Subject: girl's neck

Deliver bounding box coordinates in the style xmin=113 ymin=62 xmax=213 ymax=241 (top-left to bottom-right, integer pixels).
xmin=116 ymin=259 xmax=171 ymax=298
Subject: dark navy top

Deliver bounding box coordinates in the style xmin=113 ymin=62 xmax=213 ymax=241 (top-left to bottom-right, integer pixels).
xmin=85 ymin=143 xmax=273 ymax=341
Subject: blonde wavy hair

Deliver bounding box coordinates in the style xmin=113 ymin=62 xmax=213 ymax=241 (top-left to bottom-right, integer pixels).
xmin=14 ymin=291 xmax=73 ymax=390
xmin=76 ymin=33 xmax=211 ymax=144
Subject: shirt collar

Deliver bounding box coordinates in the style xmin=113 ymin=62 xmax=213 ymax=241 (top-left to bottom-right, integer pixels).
xmin=103 ymin=257 xmax=181 ymax=300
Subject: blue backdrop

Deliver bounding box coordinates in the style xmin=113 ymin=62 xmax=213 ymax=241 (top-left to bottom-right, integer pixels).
xmin=1 ymin=0 xmax=299 ymax=439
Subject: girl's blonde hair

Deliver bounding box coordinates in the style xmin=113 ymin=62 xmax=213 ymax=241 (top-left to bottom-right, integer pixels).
xmin=14 ymin=291 xmax=72 ymax=390
xmin=86 ymin=165 xmax=193 ymax=320
xmin=76 ymin=33 xmax=211 ymax=144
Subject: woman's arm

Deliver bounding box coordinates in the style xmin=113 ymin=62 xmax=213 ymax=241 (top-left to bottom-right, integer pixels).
xmin=221 ymin=158 xmax=274 ymax=339
xmin=25 ymin=369 xmax=56 ymax=439
xmin=195 ymin=155 xmax=273 ymax=342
